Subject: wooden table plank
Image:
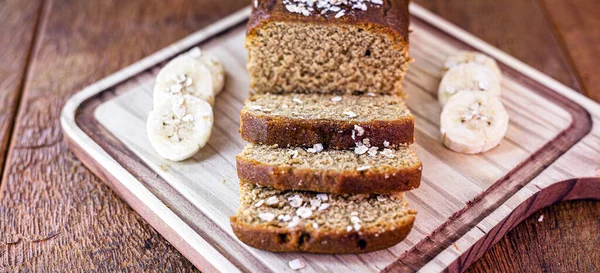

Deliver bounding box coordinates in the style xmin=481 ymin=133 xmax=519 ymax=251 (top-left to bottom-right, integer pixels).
xmin=541 ymin=0 xmax=600 ymax=102
xmin=0 ymin=0 xmax=244 ymax=271
xmin=0 ymin=0 xmax=43 ymax=177
xmin=415 ymin=0 xmax=583 ymax=93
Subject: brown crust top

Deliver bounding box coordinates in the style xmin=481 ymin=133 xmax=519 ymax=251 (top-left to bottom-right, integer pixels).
xmin=239 ymin=111 xmax=414 ymax=149
xmin=247 ymin=0 xmax=410 ymax=46
xmin=236 ymin=154 xmax=421 ymax=194
xmin=230 ymin=213 xmax=415 ymax=253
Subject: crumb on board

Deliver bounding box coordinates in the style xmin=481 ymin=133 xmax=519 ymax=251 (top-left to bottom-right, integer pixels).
xmin=453 ymin=242 xmax=460 ymax=252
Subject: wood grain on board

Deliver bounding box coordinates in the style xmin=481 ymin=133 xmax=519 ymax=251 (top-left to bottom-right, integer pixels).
xmin=0 ymin=0 xmax=247 ymax=271
xmin=0 ymin=0 xmax=43 ymax=175
xmin=67 ymin=8 xmax=599 ymax=272
xmin=411 ymin=1 xmax=600 ymax=271
xmin=410 ymin=1 xmax=600 ymax=272
xmin=0 ymin=0 xmax=598 ymax=272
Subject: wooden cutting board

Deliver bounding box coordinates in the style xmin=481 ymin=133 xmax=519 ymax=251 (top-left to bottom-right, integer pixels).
xmin=61 ymin=4 xmax=600 ymax=273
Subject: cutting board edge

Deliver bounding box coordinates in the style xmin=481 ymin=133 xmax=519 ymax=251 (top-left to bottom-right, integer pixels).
xmin=60 ymin=7 xmax=254 ymax=273
xmin=426 ymin=177 xmax=600 ymax=273
xmin=60 ymin=3 xmax=600 ymax=273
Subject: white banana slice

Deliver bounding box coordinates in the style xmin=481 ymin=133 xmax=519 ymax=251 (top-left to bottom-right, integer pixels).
xmin=441 ymin=51 xmax=502 ymax=78
xmin=438 ymin=63 xmax=501 ymax=106
xmin=147 ymin=95 xmax=214 ymax=161
xmin=440 ymin=91 xmax=509 ymax=154
xmin=187 ymin=47 xmax=226 ymax=96
xmin=154 ymin=55 xmax=214 ymax=108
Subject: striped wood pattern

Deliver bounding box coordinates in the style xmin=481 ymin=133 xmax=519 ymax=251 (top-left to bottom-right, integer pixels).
xmin=61 ymin=5 xmax=600 ymax=273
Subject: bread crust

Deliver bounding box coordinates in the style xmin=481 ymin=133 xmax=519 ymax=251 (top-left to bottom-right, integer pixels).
xmin=247 ymin=0 xmax=410 ymax=48
xmin=236 ymin=154 xmax=421 ymax=194
xmin=240 ymin=110 xmax=415 ymax=149
xmin=230 ymin=213 xmax=415 ymax=253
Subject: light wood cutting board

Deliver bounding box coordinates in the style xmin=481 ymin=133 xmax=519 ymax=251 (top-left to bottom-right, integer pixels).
xmin=61 ymin=4 xmax=600 ymax=273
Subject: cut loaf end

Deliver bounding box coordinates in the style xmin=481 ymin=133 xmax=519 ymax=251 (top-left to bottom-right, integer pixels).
xmin=230 ymin=182 xmax=416 ymax=253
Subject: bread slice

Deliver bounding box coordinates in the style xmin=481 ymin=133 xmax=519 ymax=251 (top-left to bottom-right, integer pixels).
xmin=230 ymin=182 xmax=416 ymax=253
xmin=247 ymin=0 xmax=410 ymax=95
xmin=237 ymin=144 xmax=422 ymax=194
xmin=240 ymin=93 xmax=414 ymax=149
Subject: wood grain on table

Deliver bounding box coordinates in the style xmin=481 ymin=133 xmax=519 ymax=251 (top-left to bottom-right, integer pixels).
xmin=0 ymin=0 xmax=598 ymax=272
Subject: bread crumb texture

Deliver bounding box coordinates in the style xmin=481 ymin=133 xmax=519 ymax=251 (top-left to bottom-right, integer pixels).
xmin=235 ymin=182 xmax=415 ymax=232
xmin=247 ymin=22 xmax=409 ymax=95
xmin=244 ymin=93 xmax=411 ymax=122
xmin=240 ymin=143 xmax=420 ymax=171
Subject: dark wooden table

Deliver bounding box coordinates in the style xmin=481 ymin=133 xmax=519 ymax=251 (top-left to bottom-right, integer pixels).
xmin=0 ymin=0 xmax=598 ymax=272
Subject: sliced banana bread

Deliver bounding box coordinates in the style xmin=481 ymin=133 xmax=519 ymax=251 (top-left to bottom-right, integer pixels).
xmin=237 ymin=144 xmax=421 ymax=194
xmin=247 ymin=0 xmax=410 ymax=95
xmin=240 ymin=93 xmax=414 ymax=149
xmin=230 ymin=182 xmax=416 ymax=253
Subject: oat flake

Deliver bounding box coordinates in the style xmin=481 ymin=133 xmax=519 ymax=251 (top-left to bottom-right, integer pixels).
xmin=258 ymin=212 xmax=275 ymax=221
xmin=296 ymin=207 xmax=313 ymax=219
xmin=381 ymin=148 xmax=395 ymax=158
xmin=288 ymin=216 xmax=301 ymax=228
xmin=182 ymin=114 xmax=194 ymax=122
xmin=289 ymin=259 xmax=306 ymax=270
xmin=354 ymin=125 xmax=365 ymax=136
xmin=318 ymin=203 xmax=330 ymax=210
xmin=316 ymin=193 xmax=328 ymax=201
xmin=309 ymin=199 xmax=322 ymax=208
xmin=307 ymin=143 xmax=324 ymax=153
xmin=266 ymin=196 xmax=279 ymax=205
xmin=354 ymin=143 xmax=368 ymax=155
xmin=288 ymin=195 xmax=303 ymax=207
xmin=368 ymin=147 xmax=378 ymax=157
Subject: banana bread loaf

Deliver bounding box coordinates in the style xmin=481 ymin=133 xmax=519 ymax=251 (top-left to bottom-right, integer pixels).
xmin=240 ymin=93 xmax=415 ymax=149
xmin=246 ymin=0 xmax=411 ymax=95
xmin=230 ymin=182 xmax=416 ymax=253
xmin=237 ymin=144 xmax=422 ymax=194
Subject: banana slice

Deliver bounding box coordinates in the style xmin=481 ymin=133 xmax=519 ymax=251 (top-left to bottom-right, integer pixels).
xmin=438 ymin=63 xmax=501 ymax=106
xmin=147 ymin=95 xmax=214 ymax=161
xmin=440 ymin=91 xmax=509 ymax=154
xmin=154 ymin=55 xmax=214 ymax=108
xmin=187 ymin=47 xmax=225 ymax=96
xmin=441 ymin=51 xmax=502 ymax=78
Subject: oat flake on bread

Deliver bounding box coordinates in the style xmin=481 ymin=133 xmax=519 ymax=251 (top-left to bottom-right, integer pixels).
xmin=282 ymin=0 xmax=383 ymax=17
